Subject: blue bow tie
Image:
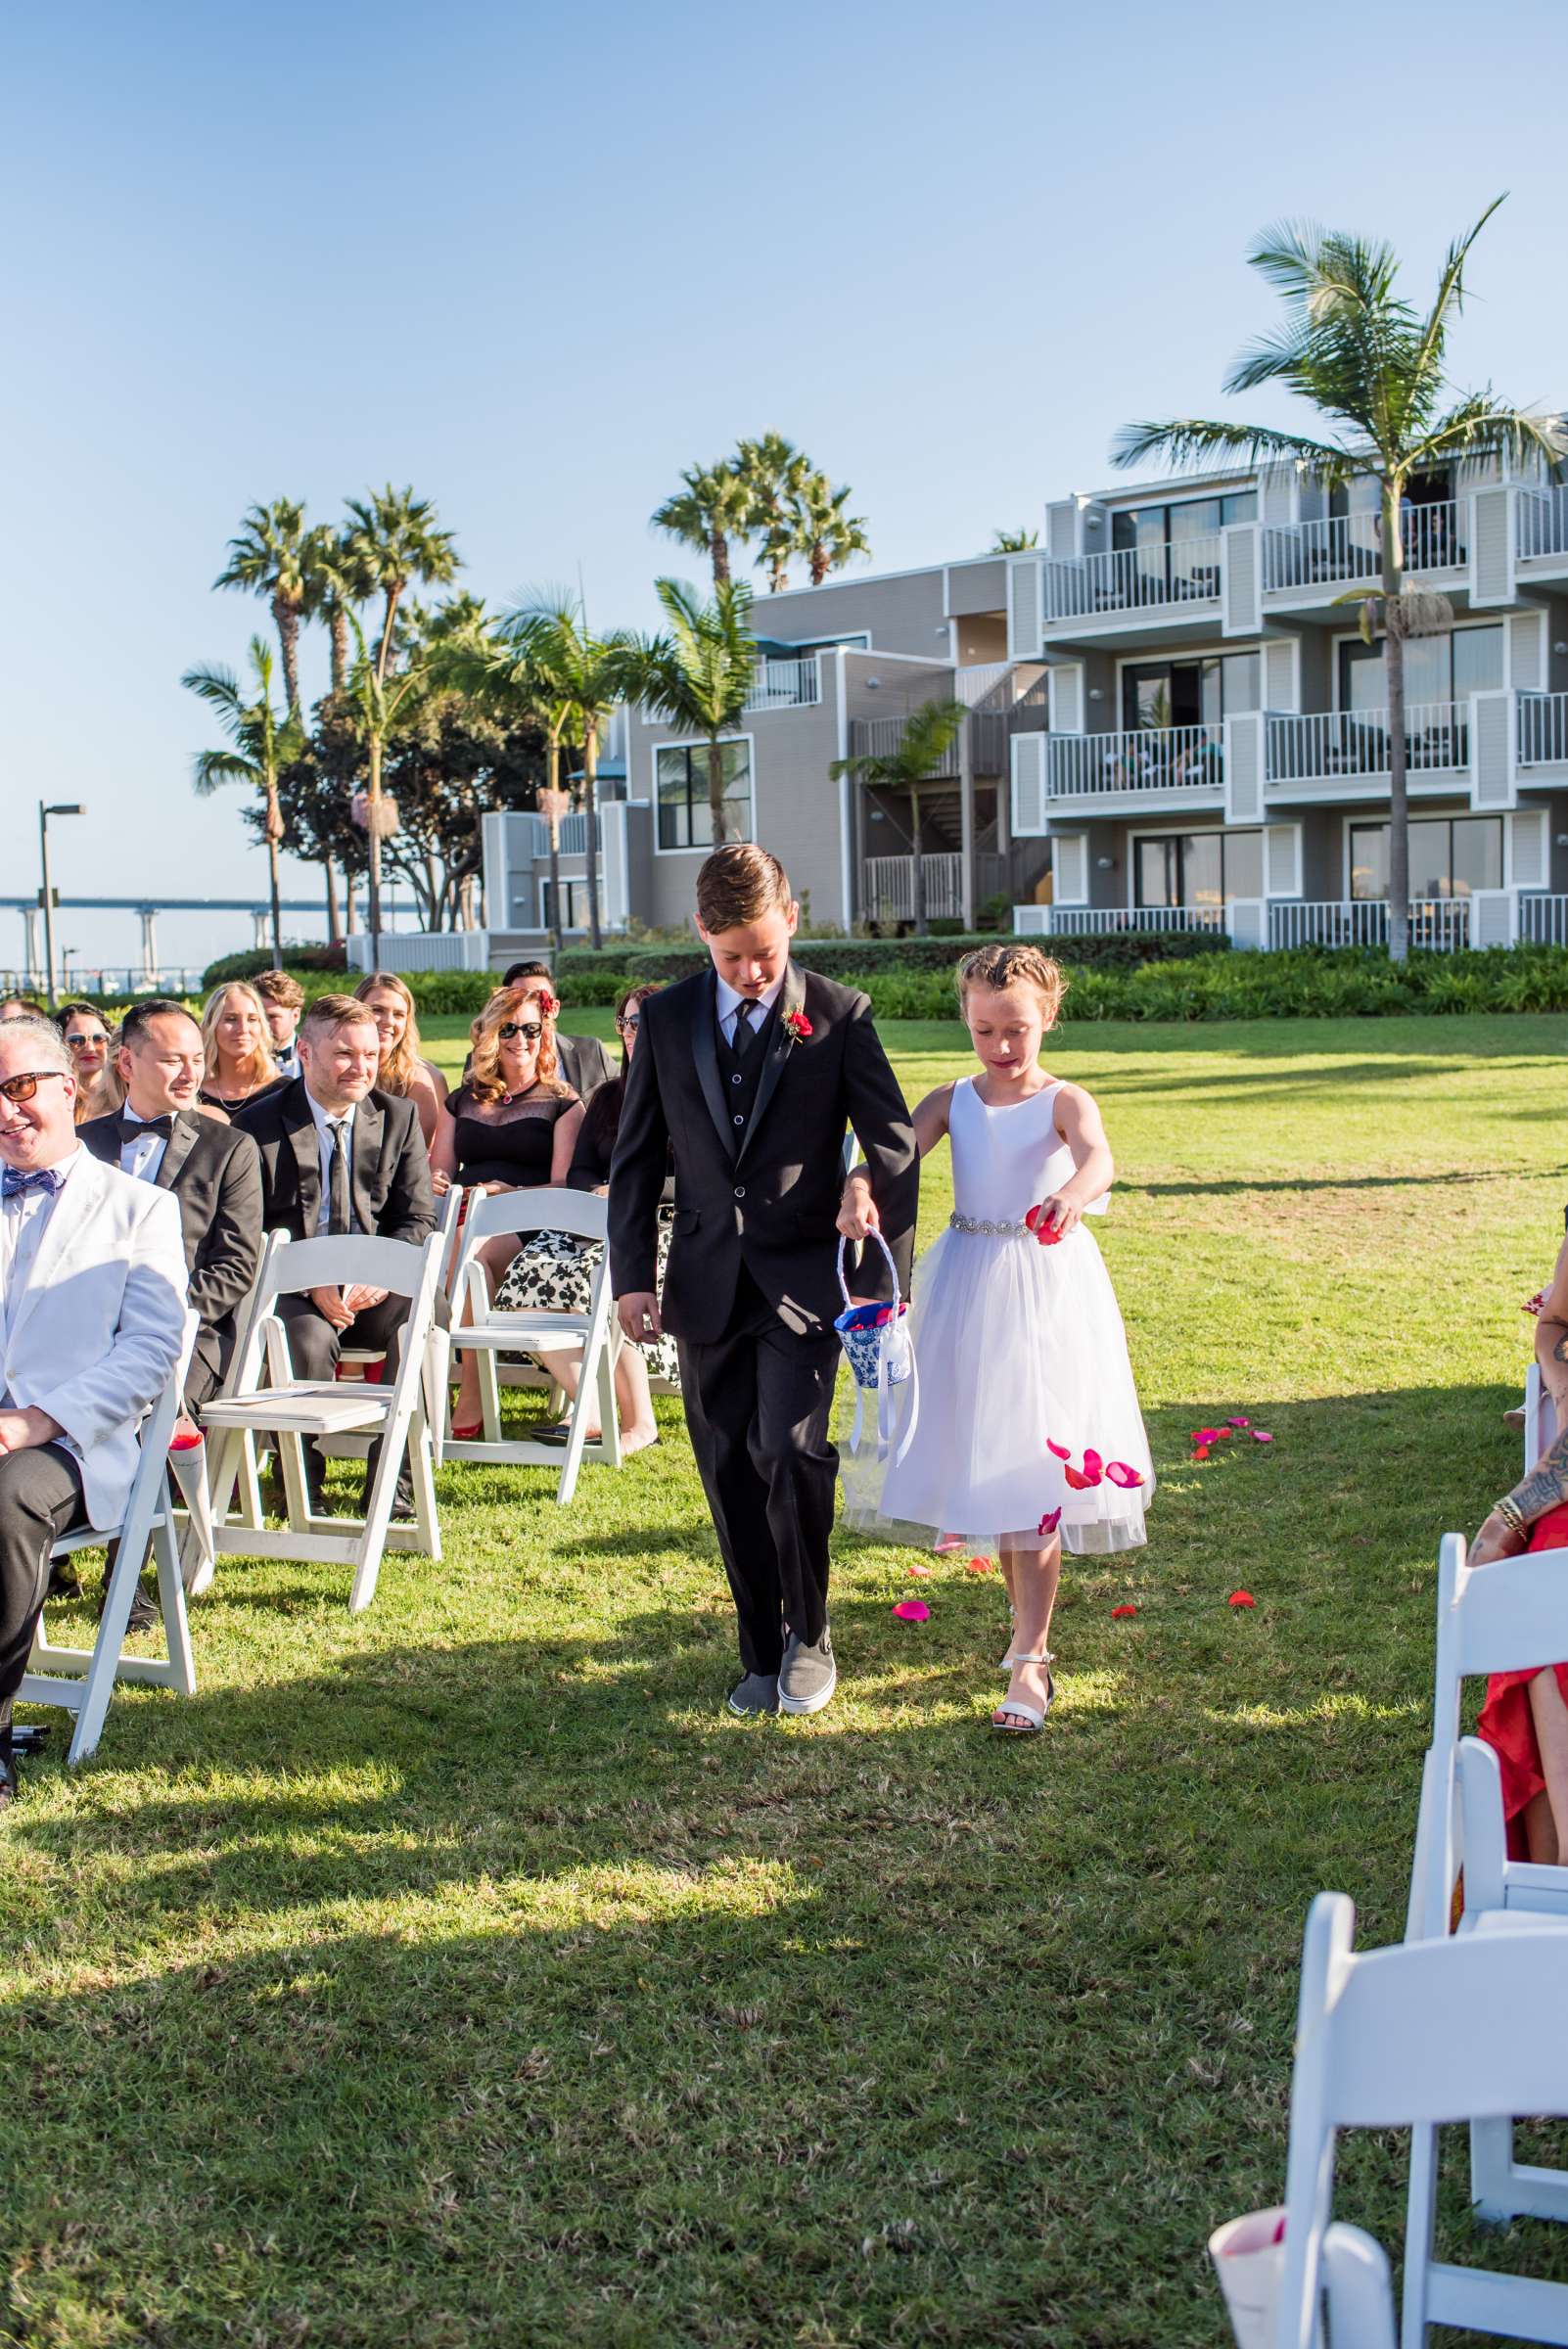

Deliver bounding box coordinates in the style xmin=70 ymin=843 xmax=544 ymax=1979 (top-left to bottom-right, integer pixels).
xmin=2 ymin=1165 xmax=63 ymax=1201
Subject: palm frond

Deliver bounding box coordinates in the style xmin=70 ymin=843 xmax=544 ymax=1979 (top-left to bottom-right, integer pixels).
xmin=1110 ymin=417 xmax=1354 ymax=480
xmin=191 ymin=749 xmax=254 ymax=796
xmin=180 ymin=661 xmax=242 ymax=714
xmin=1407 ymin=195 xmax=1509 ymax=401
xmin=1406 ymin=395 xmax=1567 ymax=477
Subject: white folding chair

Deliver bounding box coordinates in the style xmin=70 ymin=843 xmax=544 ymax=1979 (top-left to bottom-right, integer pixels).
xmin=1276 ymin=1893 xmax=1568 ymax=2349
xmin=1525 ymin=1359 xmax=1557 ymax=1470
xmin=176 ymin=1225 xmax=293 ymax=1594
xmin=322 ymin=1188 xmax=461 ymax=1472
xmin=200 ymin=1227 xmax=445 ymax=1613
xmin=1404 ymin=1531 xmax=1568 ymax=2300
xmin=19 ymin=1311 xmax=200 ymax=1765
xmin=442 ymin=1187 xmax=620 ymax=1504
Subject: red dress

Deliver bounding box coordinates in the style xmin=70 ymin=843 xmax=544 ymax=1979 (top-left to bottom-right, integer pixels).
xmin=1475 ymin=1499 xmax=1568 ymax=1859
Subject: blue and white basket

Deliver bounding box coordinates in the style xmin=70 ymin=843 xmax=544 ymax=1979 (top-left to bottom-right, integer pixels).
xmin=834 ymin=1232 xmax=918 ymax=1465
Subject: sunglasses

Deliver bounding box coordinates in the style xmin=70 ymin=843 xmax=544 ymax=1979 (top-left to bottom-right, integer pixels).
xmin=616 ymin=1012 xmax=641 ymax=1033
xmin=66 ymin=1033 xmax=108 ymax=1051
xmin=497 ymin=1021 xmax=543 ymax=1044
xmin=0 ymin=1070 xmax=67 ymax=1105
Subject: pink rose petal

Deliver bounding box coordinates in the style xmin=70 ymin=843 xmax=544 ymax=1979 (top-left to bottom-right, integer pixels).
xmin=1045 ymin=1439 xmax=1071 ymax=1461
xmin=1227 ymin=1416 xmax=1251 ymax=1429
xmin=892 ymin=1599 xmax=930 ymax=1622
xmin=1083 ymin=1448 xmax=1103 ymax=1477
xmin=1252 ymin=1430 xmax=1273 ymax=1444
xmin=1105 ymin=1461 xmax=1143 ymax=1490
xmin=907 ymin=1561 xmax=933 ymax=1577
xmin=1227 ymin=1589 xmax=1256 ymax=1609
xmin=1037 ymin=1507 xmax=1062 ymax=1536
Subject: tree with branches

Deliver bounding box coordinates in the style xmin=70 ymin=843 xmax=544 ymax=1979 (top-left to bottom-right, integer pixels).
xmin=830 ymin=697 xmax=965 ymax=939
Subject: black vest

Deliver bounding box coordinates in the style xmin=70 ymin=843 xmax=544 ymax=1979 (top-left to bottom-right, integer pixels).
xmin=714 ymin=1000 xmax=776 ymax=1158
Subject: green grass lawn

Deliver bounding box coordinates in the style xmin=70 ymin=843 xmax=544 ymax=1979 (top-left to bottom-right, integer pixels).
xmin=5 ymin=1013 xmax=1567 ymax=2346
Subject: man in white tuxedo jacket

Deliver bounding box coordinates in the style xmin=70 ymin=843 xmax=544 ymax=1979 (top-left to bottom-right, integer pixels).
xmin=0 ymin=1016 xmax=186 ymax=1809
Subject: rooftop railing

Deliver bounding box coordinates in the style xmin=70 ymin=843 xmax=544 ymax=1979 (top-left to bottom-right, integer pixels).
xmin=742 ymin=656 xmax=821 ymax=712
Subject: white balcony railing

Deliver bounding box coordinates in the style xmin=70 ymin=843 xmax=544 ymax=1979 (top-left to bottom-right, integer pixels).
xmin=1047 ymin=722 xmax=1223 ymax=800
xmin=1517 ymin=486 xmax=1568 ymax=562
xmin=514 ymin=811 xmax=593 ymax=858
xmin=954 ymin=661 xmax=1013 ymax=706
xmin=1262 ymin=501 xmax=1466 ymax=592
xmin=1518 ymin=692 xmax=1568 ymax=767
xmin=1268 ymin=898 xmax=1472 ymax=951
xmin=1266 ymin=702 xmax=1468 ymax=785
xmin=1517 ymin=896 xmax=1568 ymax=945
xmin=1042 ymin=534 xmax=1223 ymax=622
xmin=862 ymin=853 xmax=964 ymax=922
xmin=743 ymin=656 xmax=820 ymax=712
xmin=1042 ymin=905 xmax=1228 ymax=936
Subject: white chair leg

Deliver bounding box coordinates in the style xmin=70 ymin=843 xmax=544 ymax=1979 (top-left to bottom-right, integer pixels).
xmin=235 ymin=1430 xmax=264 ymax=1528
xmin=1470 ymin=2116 xmax=1520 ymax=2224
xmin=69 ymin=1537 xmax=145 ymax=1765
xmin=477 ymin=1345 xmax=502 ymax=1443
xmin=596 ymin=1325 xmax=622 ymax=1469
xmin=406 ymin=1404 xmax=441 ymax=1564
xmin=278 ymin=1428 xmax=312 ymax=1530
xmin=151 ymin=1515 xmax=197 ymax=1697
xmin=347 ymin=1403 xmax=417 ymax=1613
xmin=1404 ymin=2121 xmax=1440 ymax=2347
xmin=425 ymin=1328 xmax=450 ymax=1470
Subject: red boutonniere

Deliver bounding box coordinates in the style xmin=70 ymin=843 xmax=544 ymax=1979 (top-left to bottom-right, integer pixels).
xmin=783 ymin=1009 xmax=812 ymax=1040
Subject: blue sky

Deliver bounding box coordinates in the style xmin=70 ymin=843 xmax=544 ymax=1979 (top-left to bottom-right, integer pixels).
xmin=3 ymin=0 xmax=1560 ymax=975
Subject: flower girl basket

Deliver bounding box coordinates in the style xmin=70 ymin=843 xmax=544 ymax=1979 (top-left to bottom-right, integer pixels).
xmin=834 ymin=1233 xmax=918 ymax=1466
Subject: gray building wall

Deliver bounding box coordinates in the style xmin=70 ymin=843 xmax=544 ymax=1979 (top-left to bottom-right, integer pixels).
xmin=751 ymin=568 xmax=950 ymax=658
xmin=947 ymin=557 xmax=1007 ymax=617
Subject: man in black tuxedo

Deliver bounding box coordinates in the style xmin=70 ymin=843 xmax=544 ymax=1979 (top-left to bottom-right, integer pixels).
xmin=79 ymin=999 xmax=263 ymax=1415
xmin=235 ymin=992 xmax=436 ymax=1383
xmin=610 ymin=845 xmax=917 ymax=1719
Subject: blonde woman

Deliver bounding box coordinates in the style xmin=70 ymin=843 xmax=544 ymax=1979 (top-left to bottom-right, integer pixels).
xmin=353 ymin=971 xmax=448 ymax=1144
xmin=198 ymin=981 xmax=285 ymax=1114
xmin=430 ymin=984 xmax=583 ymax=1440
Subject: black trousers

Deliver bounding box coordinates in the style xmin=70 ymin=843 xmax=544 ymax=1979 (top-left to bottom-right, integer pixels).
xmin=0 ymin=1444 xmax=86 ymax=1747
xmin=275 ymin=1291 xmax=412 ymax=1382
xmin=677 ymin=1267 xmax=841 ymax=1677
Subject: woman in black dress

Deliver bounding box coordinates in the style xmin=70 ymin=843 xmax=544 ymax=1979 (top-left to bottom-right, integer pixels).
xmin=430 ymin=983 xmax=583 ymax=1439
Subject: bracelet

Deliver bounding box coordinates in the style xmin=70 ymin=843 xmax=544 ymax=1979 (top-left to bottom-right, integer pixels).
xmin=1495 ymin=1496 xmax=1527 ymax=1538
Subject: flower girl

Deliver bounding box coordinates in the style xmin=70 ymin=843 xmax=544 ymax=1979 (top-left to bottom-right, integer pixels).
xmin=839 ymin=943 xmax=1153 ymax=1734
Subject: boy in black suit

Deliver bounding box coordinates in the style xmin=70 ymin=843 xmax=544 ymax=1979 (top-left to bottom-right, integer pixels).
xmin=80 ymin=998 xmax=263 ymax=1416
xmin=610 ymin=845 xmax=917 ymax=1718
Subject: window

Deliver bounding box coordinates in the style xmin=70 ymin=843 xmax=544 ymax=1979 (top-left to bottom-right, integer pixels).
xmin=656 ymin=740 xmax=755 ymax=852
xmin=1133 ymin=829 xmax=1263 ymax=908
xmin=1122 ymin=653 xmax=1259 ymax=732
xmin=539 ymin=878 xmax=602 ymax=932
xmin=1349 ymin=816 xmax=1502 ymax=902
xmin=1339 ymin=625 xmax=1503 ymax=713
xmin=1109 ymin=493 xmax=1255 ymax=603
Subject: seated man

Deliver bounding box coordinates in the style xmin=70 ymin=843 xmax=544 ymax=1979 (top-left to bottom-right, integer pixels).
xmin=236 ymin=994 xmax=436 ymax=1509
xmin=502 ymin=960 xmax=616 ymax=1099
xmin=80 ymin=999 xmax=263 ymax=1423
xmin=254 ymin=969 xmax=304 ymax=1082
xmin=0 ymin=1016 xmax=187 ymax=1811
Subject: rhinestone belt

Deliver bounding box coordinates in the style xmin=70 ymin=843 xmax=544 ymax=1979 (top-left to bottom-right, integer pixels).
xmin=948 ymin=1212 xmax=1032 ymax=1238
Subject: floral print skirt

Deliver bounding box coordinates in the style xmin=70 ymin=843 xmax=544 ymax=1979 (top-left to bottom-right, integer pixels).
xmin=492 ymin=1205 xmax=681 ymax=1390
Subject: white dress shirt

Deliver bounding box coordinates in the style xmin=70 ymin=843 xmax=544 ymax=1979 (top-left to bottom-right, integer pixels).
xmin=715 ymin=972 xmax=785 ymax=1046
xmin=0 ymin=1147 xmax=82 ymax=1383
xmin=119 ymin=1110 xmax=171 ymax=1184
xmin=274 ymin=1041 xmax=300 ymax=1082
xmin=306 ymin=1092 xmax=356 ymax=1235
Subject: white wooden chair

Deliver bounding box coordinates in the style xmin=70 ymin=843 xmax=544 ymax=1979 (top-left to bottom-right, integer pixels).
xmin=19 ymin=1311 xmax=200 ymax=1765
xmin=442 ymin=1187 xmax=620 ymax=1504
xmin=175 ymin=1226 xmax=292 ymax=1595
xmin=1404 ymin=1531 xmax=1568 ymax=2324
xmin=323 ymin=1188 xmax=461 ymax=1471
xmin=1273 ymin=1892 xmax=1568 ymax=2348
xmin=200 ymin=1227 xmax=445 ymax=1613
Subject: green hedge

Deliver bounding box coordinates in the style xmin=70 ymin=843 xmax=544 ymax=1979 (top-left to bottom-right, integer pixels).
xmin=556 ymin=929 xmax=1227 ymax=991
xmin=201 ymin=944 xmax=348 ymax=990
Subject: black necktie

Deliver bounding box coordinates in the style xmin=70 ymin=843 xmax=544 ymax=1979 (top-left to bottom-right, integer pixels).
xmin=121 ymin=1114 xmax=174 ymax=1143
xmin=730 ymin=1004 xmax=761 ymax=1065
xmin=328 ymin=1120 xmax=350 ymax=1236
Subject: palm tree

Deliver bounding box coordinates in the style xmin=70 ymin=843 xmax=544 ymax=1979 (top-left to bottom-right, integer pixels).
xmin=434 ymin=619 xmax=576 ymax=952
xmin=651 ymin=461 xmax=753 ymax=588
xmin=183 ymin=639 xmax=303 ymax=967
xmin=496 ymin=597 xmax=643 ymax=952
xmin=625 ymin=578 xmax=759 ymax=852
xmin=992 ymin=527 xmax=1039 ymax=551
xmin=213 ymin=499 xmax=316 ymax=717
xmin=830 ymin=697 xmax=966 ymax=938
xmin=342 ymin=485 xmax=461 ymax=690
xmin=311 ymin=524 xmax=371 ymax=696
xmin=1113 ymin=198 xmax=1561 ymax=960
xmin=791 ymin=471 xmax=871 ymax=586
xmin=341 ymin=609 xmax=440 ymax=963
xmin=737 ymin=433 xmax=810 ymax=592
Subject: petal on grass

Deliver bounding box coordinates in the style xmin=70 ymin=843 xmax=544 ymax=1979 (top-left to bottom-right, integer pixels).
xmin=1111 ymin=1602 xmax=1138 ymax=1619
xmin=893 ymin=1600 xmax=931 ymax=1623
xmin=1227 ymin=1589 xmax=1256 ymax=1609
xmin=1227 ymin=1416 xmax=1251 ymax=1428
xmin=907 ymin=1562 xmax=934 ymax=1577
xmin=1252 ymin=1430 xmax=1273 ymax=1444
xmin=966 ymin=1554 xmax=994 ymax=1574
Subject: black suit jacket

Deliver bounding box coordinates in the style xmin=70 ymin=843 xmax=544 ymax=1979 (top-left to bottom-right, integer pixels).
xmin=79 ymin=1107 xmax=264 ymax=1378
xmin=234 ymin=1079 xmax=436 ymax=1247
xmin=556 ymin=1030 xmax=618 ymax=1101
xmin=609 ymin=962 xmax=917 ymax=1345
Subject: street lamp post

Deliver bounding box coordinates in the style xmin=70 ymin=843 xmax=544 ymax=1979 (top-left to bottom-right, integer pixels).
xmin=38 ymin=801 xmax=85 ymax=1010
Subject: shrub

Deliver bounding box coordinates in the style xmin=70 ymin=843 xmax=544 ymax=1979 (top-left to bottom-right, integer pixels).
xmin=200 ymin=943 xmax=348 ymax=990
xmin=555 ymin=929 xmax=1227 ymax=991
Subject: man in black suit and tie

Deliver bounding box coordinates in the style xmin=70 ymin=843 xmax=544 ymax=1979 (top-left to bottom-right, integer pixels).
xmin=235 ymin=992 xmax=436 ymax=1380
xmin=610 ymin=845 xmax=917 ymax=1720
xmin=80 ymin=1000 xmax=263 ymax=1418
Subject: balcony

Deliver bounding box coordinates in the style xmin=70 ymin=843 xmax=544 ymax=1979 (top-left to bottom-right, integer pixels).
xmin=742 ymin=655 xmax=820 ymax=713
xmin=1042 ymin=534 xmax=1223 ymax=629
xmin=1265 ymin=703 xmax=1469 ymax=790
xmin=1516 ymin=485 xmax=1568 ymax=566
xmin=1261 ymin=501 xmax=1467 ymax=596
xmin=1022 ymin=904 xmax=1227 ymax=938
xmin=1047 ymin=722 xmax=1223 ymax=806
xmin=1519 ymin=691 xmax=1568 ymax=771
xmin=1268 ymin=898 xmax=1472 ymax=951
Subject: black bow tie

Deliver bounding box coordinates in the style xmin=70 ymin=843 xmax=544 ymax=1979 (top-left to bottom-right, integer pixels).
xmin=121 ymin=1114 xmax=175 ymax=1142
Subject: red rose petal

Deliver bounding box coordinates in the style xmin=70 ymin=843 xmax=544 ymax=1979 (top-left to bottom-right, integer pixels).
xmin=1105 ymin=1461 xmax=1143 ymax=1489
xmin=965 ymin=1555 xmax=993 ymax=1574
xmin=1045 ymin=1439 xmax=1071 ymax=1461
xmin=1063 ymin=1464 xmax=1089 ymax=1490
xmin=1037 ymin=1508 xmax=1062 ymax=1536
xmin=1192 ymin=1446 xmax=1212 ymax=1463
xmin=907 ymin=1561 xmax=933 ymax=1577
xmin=1111 ymin=1602 xmax=1138 ymax=1619
xmin=1227 ymin=1589 xmax=1256 ymax=1608
xmin=892 ymin=1599 xmax=930 ymax=1622
xmin=1227 ymin=1416 xmax=1250 ymax=1429
xmin=1083 ymin=1449 xmax=1103 ymax=1475
xmin=1252 ymin=1430 xmax=1273 ymax=1444
xmin=1024 ymin=1204 xmax=1042 ymax=1232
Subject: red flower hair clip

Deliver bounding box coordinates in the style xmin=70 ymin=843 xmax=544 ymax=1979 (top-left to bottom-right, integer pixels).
xmin=783 ymin=1008 xmax=812 ymax=1040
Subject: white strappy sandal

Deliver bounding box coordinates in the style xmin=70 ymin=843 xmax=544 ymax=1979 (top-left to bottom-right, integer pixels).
xmin=992 ymin=1651 xmax=1056 ymax=1734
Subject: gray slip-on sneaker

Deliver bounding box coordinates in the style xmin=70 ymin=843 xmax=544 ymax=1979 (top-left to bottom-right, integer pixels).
xmin=777 ymin=1629 xmax=836 ymax=1716
xmin=726 ymin=1673 xmax=780 ymax=1718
